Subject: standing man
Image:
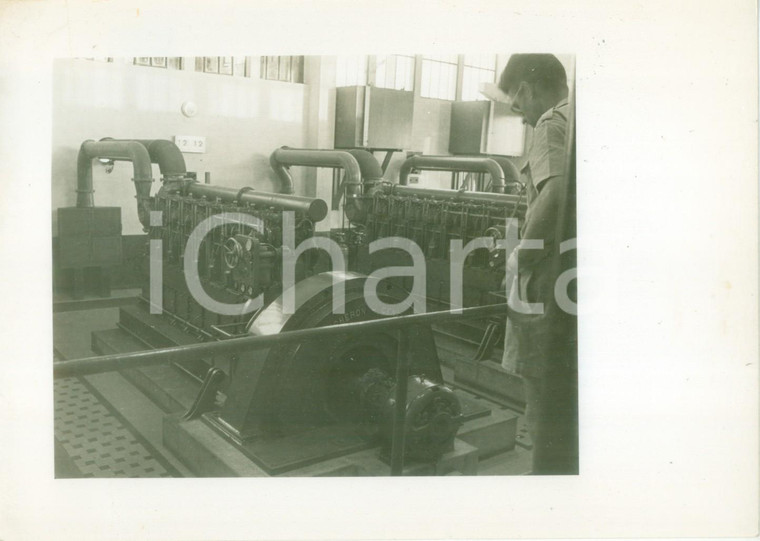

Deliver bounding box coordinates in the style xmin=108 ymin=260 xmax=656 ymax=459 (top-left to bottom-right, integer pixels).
xmin=498 ymin=54 xmax=578 ymax=474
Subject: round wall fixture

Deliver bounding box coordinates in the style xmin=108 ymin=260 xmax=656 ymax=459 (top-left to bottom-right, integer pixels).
xmin=181 ymin=101 xmax=198 ymax=117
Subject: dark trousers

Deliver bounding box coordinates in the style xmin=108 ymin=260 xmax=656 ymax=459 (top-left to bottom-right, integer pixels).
xmin=523 ymin=368 xmax=578 ymax=475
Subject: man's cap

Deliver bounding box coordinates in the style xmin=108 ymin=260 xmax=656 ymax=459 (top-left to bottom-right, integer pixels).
xmin=498 ymin=54 xmax=567 ymax=95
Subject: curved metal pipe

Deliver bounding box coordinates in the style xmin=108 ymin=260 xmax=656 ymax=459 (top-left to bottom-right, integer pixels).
xmin=398 ymin=155 xmax=507 ymax=193
xmin=104 ymin=139 xmax=187 ymax=177
xmin=76 ymin=139 xmax=154 ymax=229
xmin=484 ymin=156 xmax=520 ymax=186
xmin=344 ymin=149 xmax=383 ymax=182
xmin=187 ymin=183 xmax=328 ymax=222
xmin=269 ymin=147 xmax=363 ymax=195
xmin=269 ymin=146 xmax=374 ymax=223
xmin=343 ymin=149 xmax=384 ymax=223
xmin=269 ymin=152 xmax=295 ymax=194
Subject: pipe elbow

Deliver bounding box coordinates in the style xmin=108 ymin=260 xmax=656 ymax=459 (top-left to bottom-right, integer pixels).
xmin=124 ymin=142 xmax=153 ymax=182
xmin=331 ymin=152 xmax=364 ymax=223
xmin=398 ymin=160 xmax=414 ymax=186
xmin=345 ymin=149 xmax=383 ymax=181
xmin=337 ymin=154 xmax=362 ymax=189
xmin=481 ymin=158 xmax=506 ymax=194
xmin=76 ymin=139 xmax=97 ymax=207
xmin=76 ymin=139 xmax=154 ymax=230
xmin=100 ymin=139 xmax=187 ymax=177
xmin=146 ymin=140 xmax=186 ymax=176
xmin=269 ymin=147 xmax=368 ymax=222
xmin=270 ymin=147 xmax=295 ymax=194
xmin=398 ymin=155 xmax=509 ymax=193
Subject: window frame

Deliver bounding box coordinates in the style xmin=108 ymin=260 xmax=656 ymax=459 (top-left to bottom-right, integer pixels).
xmin=460 ymin=55 xmax=498 ymax=102
xmin=419 ymin=54 xmax=459 ymax=101
xmin=370 ymin=54 xmax=416 ymax=92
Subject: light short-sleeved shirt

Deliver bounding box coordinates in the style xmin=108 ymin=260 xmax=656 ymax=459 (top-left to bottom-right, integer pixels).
xmin=503 ymin=98 xmax=569 ymax=377
xmin=523 ymin=98 xmax=569 ymax=206
xmin=517 ymin=97 xmax=568 ymax=291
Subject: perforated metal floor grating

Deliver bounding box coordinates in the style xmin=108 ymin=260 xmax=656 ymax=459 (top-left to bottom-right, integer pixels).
xmin=54 ymin=377 xmax=180 ymax=478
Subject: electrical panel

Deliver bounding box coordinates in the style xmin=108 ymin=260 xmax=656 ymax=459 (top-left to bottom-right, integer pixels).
xmin=334 ymin=86 xmax=414 ymax=150
xmin=449 ymin=101 xmax=525 ymax=156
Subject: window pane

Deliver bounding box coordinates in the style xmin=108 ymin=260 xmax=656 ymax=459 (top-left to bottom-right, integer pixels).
xmin=219 ymin=57 xmax=233 ymax=76
xmin=447 ymin=64 xmax=456 ymax=99
xmin=278 ymin=56 xmax=291 ymax=81
xmin=375 ymin=55 xmax=389 ymax=87
xmin=233 ymin=56 xmax=246 ymax=77
xmin=464 ymin=54 xmax=496 ymax=70
xmin=461 ymin=65 xmax=496 ymax=101
xmin=428 ymin=54 xmax=458 ymax=64
xmin=204 ymin=57 xmax=219 ymax=74
xmin=291 ymin=56 xmax=304 ymax=83
xmin=395 ymin=56 xmax=414 ymax=91
xmin=266 ymin=56 xmax=278 ymax=79
xmin=430 ymin=62 xmax=440 ymax=98
xmin=421 ymin=61 xmax=431 ymax=97
xmin=258 ymin=56 xmax=303 ymax=83
xmin=420 ymin=56 xmax=456 ymax=100
xmin=374 ymin=54 xmax=414 ymax=91
xmin=336 ymin=55 xmax=367 ymax=87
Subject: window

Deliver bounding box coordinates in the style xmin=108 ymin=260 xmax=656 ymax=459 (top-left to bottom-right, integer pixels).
xmin=420 ymin=55 xmax=458 ymax=100
xmin=259 ymin=56 xmax=304 ymax=83
xmin=335 ymin=56 xmax=368 ymax=87
xmin=130 ymin=57 xmax=182 ymax=69
xmin=232 ymin=57 xmax=247 ymax=77
xmin=460 ymin=55 xmax=497 ymax=101
xmin=374 ymin=55 xmax=415 ymax=91
xmin=194 ymin=56 xmax=250 ymax=77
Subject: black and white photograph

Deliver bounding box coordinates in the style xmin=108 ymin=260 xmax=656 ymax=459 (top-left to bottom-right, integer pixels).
xmin=50 ymin=53 xmax=576 ymax=478
xmin=1 ymin=1 xmax=757 ymax=540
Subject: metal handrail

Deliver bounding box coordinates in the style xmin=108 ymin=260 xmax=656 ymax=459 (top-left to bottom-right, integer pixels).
xmin=54 ymin=301 xmax=510 ymax=476
xmin=53 ymin=303 xmax=509 ymax=379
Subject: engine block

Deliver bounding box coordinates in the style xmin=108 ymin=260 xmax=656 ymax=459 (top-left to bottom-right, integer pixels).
xmin=347 ymin=183 xmax=527 ymax=306
xmin=361 ymin=185 xmax=526 ymax=267
xmin=145 ymin=179 xmax=326 ymax=336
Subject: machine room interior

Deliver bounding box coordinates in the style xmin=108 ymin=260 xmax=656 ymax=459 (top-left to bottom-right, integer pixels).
xmin=52 ymin=54 xmax=575 ymax=477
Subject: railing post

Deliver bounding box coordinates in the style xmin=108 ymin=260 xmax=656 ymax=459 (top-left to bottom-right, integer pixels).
xmin=390 ymin=326 xmax=410 ymax=476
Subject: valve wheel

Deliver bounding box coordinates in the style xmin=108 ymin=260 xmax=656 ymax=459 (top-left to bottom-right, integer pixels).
xmin=223 ymin=237 xmax=243 ymax=269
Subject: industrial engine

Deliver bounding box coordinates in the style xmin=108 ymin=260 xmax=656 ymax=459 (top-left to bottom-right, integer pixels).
xmin=148 ymin=175 xmax=327 ymax=338
xmin=319 ymin=149 xmax=528 ymax=307
xmin=71 ymin=138 xmax=482 ymax=474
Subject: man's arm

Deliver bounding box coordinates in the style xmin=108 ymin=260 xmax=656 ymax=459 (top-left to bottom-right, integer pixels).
xmin=507 ymin=175 xmax=562 ymax=272
xmin=510 ymin=113 xmax=567 ymax=272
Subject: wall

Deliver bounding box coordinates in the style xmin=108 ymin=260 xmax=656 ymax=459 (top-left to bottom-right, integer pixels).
xmin=52 ymin=54 xmax=572 ymax=235
xmin=52 ymin=59 xmax=310 ymax=235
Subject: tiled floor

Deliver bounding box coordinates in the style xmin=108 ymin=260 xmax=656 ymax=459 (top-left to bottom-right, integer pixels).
xmin=54 ymin=376 xmax=180 ymax=478
xmin=52 ymin=291 xmax=532 ymax=476
xmin=54 ymin=303 xmax=180 ymax=477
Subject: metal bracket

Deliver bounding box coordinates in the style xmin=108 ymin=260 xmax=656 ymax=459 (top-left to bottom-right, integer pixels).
xmin=472 ymin=317 xmax=505 ymax=362
xmin=236 ymin=186 xmax=256 ymax=202
xmin=182 ymin=366 xmax=226 ymax=421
